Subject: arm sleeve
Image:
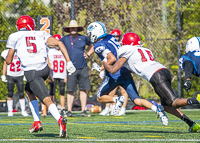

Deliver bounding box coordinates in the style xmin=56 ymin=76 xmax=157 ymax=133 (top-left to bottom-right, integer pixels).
xmin=1 ymin=49 xmax=9 ymax=60
xmin=183 ymin=60 xmax=194 ymax=80
xmin=118 ymin=48 xmax=132 ymax=60
xmin=43 ymin=31 xmax=52 ymax=43
xmin=6 ymin=34 xmax=16 ymax=50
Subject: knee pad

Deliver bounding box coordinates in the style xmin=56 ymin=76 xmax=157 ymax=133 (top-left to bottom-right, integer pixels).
xmin=7 ymin=91 xmax=13 ymax=98
xmin=59 ymin=80 xmax=65 ymax=95
xmin=19 ymin=92 xmax=24 ymax=99
xmin=59 ymin=87 xmax=65 ymax=95
xmin=7 ymin=83 xmax=14 ymax=98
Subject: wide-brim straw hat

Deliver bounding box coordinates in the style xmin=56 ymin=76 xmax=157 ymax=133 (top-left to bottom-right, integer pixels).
xmin=63 ymin=20 xmax=83 ymax=33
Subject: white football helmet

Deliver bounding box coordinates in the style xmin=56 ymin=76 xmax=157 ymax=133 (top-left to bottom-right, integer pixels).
xmin=185 ymin=37 xmax=200 ymax=53
xmin=87 ymin=21 xmax=107 ymax=43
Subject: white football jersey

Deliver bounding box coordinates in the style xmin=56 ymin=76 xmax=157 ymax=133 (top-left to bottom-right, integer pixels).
xmin=1 ymin=49 xmax=24 ymax=77
xmin=118 ymin=45 xmax=166 ymax=81
xmin=6 ymin=30 xmax=51 ymax=71
xmin=48 ymin=48 xmax=67 ymax=79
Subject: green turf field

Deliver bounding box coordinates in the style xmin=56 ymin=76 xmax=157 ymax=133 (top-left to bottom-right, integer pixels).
xmin=0 ymin=109 xmax=200 ymax=142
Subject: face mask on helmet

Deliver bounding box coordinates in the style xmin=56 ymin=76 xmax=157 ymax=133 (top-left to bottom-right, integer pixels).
xmin=122 ymin=32 xmax=141 ymax=46
xmin=16 ymin=15 xmax=35 ymax=31
xmin=185 ymin=37 xmax=200 ymax=53
xmin=87 ymin=21 xmax=107 ymax=43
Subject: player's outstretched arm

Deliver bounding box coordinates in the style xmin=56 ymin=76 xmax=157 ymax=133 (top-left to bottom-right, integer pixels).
xmin=103 ymin=57 xmax=127 ymax=74
xmin=47 ymin=37 xmax=76 ymax=75
xmin=6 ymin=49 xmax=15 ymax=65
xmin=47 ymin=37 xmax=71 ymax=63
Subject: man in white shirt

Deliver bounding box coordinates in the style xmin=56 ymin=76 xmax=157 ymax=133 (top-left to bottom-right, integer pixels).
xmin=1 ymin=49 xmax=29 ymax=117
xmin=103 ymin=32 xmax=200 ymax=133
xmin=6 ymin=15 xmax=76 ymax=138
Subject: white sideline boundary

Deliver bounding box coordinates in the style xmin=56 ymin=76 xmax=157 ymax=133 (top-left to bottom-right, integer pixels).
xmin=1 ymin=139 xmax=200 ymax=142
xmin=0 ymin=108 xmax=200 ymax=115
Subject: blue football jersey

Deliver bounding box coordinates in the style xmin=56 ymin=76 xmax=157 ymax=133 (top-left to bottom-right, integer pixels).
xmin=94 ymin=34 xmax=130 ymax=80
xmin=179 ymin=50 xmax=200 ymax=77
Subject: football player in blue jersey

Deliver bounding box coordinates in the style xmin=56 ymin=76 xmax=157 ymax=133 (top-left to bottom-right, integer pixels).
xmin=87 ymin=21 xmax=168 ymax=126
xmin=179 ymin=36 xmax=200 ymax=95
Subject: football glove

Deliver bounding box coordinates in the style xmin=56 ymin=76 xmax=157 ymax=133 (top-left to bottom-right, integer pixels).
xmin=1 ymin=75 xmax=7 ymax=82
xmin=67 ymin=61 xmax=76 ymax=75
xmin=99 ymin=70 xmax=105 ymax=79
xmin=183 ymin=80 xmax=192 ymax=92
xmin=91 ymin=62 xmax=101 ymax=72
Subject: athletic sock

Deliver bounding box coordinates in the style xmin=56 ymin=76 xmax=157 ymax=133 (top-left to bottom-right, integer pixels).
xmin=61 ymin=107 xmax=65 ymax=110
xmin=48 ymin=103 xmax=61 ymax=121
xmin=113 ymin=97 xmax=118 ymax=103
xmin=7 ymin=100 xmax=13 ymax=112
xmin=19 ymin=99 xmax=26 ymax=112
xmin=187 ymin=98 xmax=199 ymax=105
xmin=105 ymin=107 xmax=110 ymax=111
xmin=29 ymin=100 xmax=40 ymax=121
xmin=151 ymin=105 xmax=157 ymax=113
xmin=181 ymin=114 xmax=194 ymax=127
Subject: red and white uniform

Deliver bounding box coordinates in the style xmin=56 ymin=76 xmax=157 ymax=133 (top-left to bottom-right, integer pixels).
xmin=6 ymin=31 xmax=51 ymax=71
xmin=48 ymin=48 xmax=67 ymax=79
xmin=118 ymin=45 xmax=166 ymax=81
xmin=1 ymin=49 xmax=24 ymax=77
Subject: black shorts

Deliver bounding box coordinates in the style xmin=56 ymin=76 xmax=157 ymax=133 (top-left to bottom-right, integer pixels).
xmin=7 ymin=75 xmax=24 ymax=98
xmin=67 ymin=66 xmax=91 ymax=91
xmin=49 ymin=78 xmax=65 ymax=95
xmin=24 ymin=65 xmax=50 ymax=101
xmin=150 ymin=68 xmax=178 ymax=106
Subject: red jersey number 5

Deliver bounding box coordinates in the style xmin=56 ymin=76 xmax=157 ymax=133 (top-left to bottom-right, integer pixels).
xmin=26 ymin=37 xmax=37 ymax=53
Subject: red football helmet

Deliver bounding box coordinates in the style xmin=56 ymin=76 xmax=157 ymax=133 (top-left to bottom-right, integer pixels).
xmin=16 ymin=15 xmax=35 ymax=31
xmin=111 ymin=29 xmax=121 ymax=36
xmin=53 ymin=34 xmax=62 ymax=40
xmin=122 ymin=32 xmax=141 ymax=46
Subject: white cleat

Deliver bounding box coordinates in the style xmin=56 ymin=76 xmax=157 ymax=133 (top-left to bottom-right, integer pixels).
xmin=156 ymin=105 xmax=168 ymax=126
xmin=8 ymin=111 xmax=13 ymax=117
xmin=110 ymin=104 xmax=115 ymax=115
xmin=117 ymin=107 xmax=126 ymax=116
xmin=99 ymin=109 xmax=110 ymax=116
xmin=22 ymin=111 xmax=29 ymax=117
xmin=113 ymin=96 xmax=125 ymax=116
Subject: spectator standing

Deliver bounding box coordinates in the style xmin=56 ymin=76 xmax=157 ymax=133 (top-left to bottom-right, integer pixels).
xmin=1 ymin=49 xmax=29 ymax=117
xmin=60 ymin=20 xmax=94 ymax=117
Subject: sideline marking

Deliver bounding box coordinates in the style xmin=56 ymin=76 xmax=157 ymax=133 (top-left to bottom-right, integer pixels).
xmin=143 ymin=135 xmax=164 ymax=138
xmin=1 ymin=139 xmax=200 ymax=142
xmin=77 ymin=137 xmax=95 ymax=139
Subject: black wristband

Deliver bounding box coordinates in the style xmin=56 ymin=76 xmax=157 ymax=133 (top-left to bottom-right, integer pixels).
xmin=87 ymin=54 xmax=90 ymax=57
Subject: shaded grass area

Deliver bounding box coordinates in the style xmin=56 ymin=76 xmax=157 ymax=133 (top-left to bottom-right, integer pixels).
xmin=0 ymin=110 xmax=200 ymax=142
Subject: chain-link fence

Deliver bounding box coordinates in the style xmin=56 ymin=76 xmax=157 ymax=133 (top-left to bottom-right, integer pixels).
xmin=0 ymin=0 xmax=199 ymax=100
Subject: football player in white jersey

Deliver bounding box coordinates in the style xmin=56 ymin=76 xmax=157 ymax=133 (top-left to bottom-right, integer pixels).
xmin=6 ymin=15 xmax=76 ymax=138
xmin=103 ymin=32 xmax=200 ymax=132
xmin=1 ymin=49 xmax=29 ymax=117
xmin=48 ymin=34 xmax=67 ymax=116
xmin=87 ymin=22 xmax=168 ymax=127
